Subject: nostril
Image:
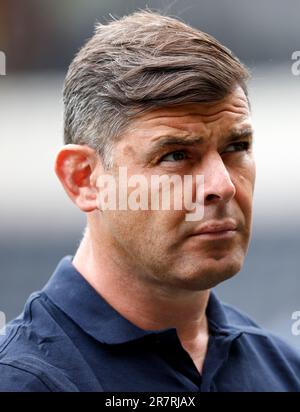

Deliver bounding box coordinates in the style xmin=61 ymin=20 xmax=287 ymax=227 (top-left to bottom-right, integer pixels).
xmin=206 ymin=194 xmax=220 ymax=202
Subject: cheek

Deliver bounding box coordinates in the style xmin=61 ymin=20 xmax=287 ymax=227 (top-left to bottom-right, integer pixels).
xmin=104 ymin=208 xmax=166 ymax=247
xmin=231 ymin=158 xmax=256 ymax=216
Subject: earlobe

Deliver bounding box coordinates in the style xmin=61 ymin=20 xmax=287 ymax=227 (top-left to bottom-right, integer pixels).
xmin=55 ymin=144 xmax=99 ymax=212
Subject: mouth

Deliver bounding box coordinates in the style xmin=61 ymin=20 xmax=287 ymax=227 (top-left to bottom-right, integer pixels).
xmin=190 ymin=229 xmax=237 ymax=240
xmin=189 ymin=220 xmax=238 ymax=240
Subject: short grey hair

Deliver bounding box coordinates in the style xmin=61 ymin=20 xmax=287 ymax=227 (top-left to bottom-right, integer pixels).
xmin=63 ymin=10 xmax=249 ymax=169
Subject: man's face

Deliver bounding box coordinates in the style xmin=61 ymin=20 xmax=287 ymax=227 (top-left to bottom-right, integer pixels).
xmin=95 ymin=86 xmax=255 ymax=291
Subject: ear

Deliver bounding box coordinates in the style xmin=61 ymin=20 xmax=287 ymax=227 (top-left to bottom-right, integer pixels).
xmin=55 ymin=144 xmax=102 ymax=212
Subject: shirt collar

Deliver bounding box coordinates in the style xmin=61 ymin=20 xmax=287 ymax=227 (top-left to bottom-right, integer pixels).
xmin=43 ymin=256 xmax=238 ymax=345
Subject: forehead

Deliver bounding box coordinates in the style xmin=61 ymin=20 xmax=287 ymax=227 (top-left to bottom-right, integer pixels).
xmin=123 ymin=87 xmax=251 ymax=142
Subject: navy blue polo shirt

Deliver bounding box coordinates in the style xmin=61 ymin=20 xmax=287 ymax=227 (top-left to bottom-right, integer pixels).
xmin=1 ymin=256 xmax=300 ymax=392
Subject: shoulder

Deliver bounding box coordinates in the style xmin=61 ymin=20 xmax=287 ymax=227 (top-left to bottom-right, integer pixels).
xmin=0 ymin=362 xmax=51 ymax=392
xmin=0 ymin=293 xmax=80 ymax=392
xmin=222 ymin=301 xmax=300 ymax=369
xmin=0 ymin=356 xmax=79 ymax=392
xmin=213 ymin=299 xmax=300 ymax=390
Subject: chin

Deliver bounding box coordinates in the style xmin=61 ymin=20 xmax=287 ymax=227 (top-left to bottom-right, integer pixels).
xmin=170 ymin=256 xmax=243 ymax=291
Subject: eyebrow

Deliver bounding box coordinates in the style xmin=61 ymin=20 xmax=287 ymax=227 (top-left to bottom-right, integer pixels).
xmin=147 ymin=127 xmax=254 ymax=154
xmin=223 ymin=127 xmax=254 ymax=143
xmin=151 ymin=136 xmax=204 ymax=149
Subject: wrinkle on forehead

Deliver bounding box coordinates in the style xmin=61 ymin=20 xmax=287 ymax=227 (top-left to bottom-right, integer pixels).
xmin=127 ymin=88 xmax=250 ymax=131
xmin=119 ymin=87 xmax=251 ymax=153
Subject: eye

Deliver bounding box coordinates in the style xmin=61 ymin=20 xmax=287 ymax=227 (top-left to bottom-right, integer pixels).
xmin=223 ymin=141 xmax=250 ymax=153
xmin=160 ymin=150 xmax=188 ymax=162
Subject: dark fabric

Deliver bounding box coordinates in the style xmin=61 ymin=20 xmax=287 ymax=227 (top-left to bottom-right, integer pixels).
xmin=1 ymin=256 xmax=300 ymax=392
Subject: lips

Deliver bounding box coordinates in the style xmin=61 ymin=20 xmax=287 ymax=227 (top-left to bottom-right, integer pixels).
xmin=190 ymin=220 xmax=238 ymax=236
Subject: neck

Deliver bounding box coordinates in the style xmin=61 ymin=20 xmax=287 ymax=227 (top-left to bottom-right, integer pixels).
xmin=72 ymin=227 xmax=211 ymax=373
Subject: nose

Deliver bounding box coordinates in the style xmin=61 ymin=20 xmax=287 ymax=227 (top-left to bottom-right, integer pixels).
xmin=200 ymin=152 xmax=236 ymax=205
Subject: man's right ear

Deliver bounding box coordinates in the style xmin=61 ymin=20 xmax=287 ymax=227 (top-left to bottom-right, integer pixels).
xmin=55 ymin=144 xmax=102 ymax=212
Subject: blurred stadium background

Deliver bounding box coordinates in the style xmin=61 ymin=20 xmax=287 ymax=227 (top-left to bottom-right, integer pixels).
xmin=0 ymin=0 xmax=300 ymax=346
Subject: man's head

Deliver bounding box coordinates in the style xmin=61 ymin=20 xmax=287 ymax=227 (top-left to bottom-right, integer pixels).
xmin=56 ymin=10 xmax=255 ymax=291
xmin=63 ymin=10 xmax=249 ymax=168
